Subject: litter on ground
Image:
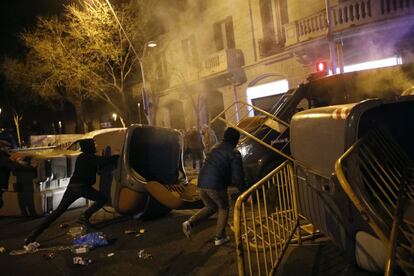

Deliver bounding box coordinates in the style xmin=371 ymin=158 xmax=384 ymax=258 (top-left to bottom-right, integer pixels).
xmin=137 ymin=249 xmax=152 ymax=259
xmin=73 ymin=256 xmax=93 ymax=266
xmin=73 ymin=232 xmax=108 ymax=249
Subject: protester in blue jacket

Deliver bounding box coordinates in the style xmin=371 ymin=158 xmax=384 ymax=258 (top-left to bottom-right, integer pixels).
xmin=182 ymin=127 xmax=246 ymax=246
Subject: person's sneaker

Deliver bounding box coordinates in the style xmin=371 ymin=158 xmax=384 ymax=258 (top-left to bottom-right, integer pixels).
xmin=23 ymin=236 xmax=35 ymax=246
xmin=182 ymin=221 xmax=192 ymax=238
xmin=24 ymin=230 xmax=40 ymax=246
xmin=77 ymin=215 xmax=94 ymax=229
xmin=214 ymin=236 xmax=230 ymax=246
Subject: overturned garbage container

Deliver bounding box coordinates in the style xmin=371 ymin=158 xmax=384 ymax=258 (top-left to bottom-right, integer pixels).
xmin=112 ymin=125 xmax=202 ymax=219
xmin=290 ymin=96 xmax=414 ymax=272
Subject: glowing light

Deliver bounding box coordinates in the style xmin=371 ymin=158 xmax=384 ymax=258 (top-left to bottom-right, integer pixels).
xmin=247 ymin=80 xmax=288 ymax=104
xmin=316 ymin=61 xmax=327 ymax=72
xmin=340 ymin=56 xmax=401 ymax=73
xmin=147 ymin=41 xmax=157 ymax=48
xmin=246 ymin=80 xmax=289 ymax=116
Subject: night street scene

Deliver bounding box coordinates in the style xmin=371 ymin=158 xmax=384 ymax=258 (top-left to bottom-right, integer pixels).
xmin=1 ymin=0 xmax=414 ymax=275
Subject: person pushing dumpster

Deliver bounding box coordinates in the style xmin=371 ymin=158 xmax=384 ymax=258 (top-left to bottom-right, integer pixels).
xmin=182 ymin=127 xmax=246 ymax=246
xmin=24 ymin=139 xmax=119 ymax=246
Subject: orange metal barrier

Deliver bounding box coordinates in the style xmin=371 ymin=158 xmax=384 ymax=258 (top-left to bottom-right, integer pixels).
xmin=335 ymin=127 xmax=414 ymax=275
xmin=233 ymin=161 xmax=301 ymax=275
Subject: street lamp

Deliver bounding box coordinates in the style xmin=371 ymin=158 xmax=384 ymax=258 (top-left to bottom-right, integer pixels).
xmin=137 ymin=102 xmax=142 ymax=124
xmin=147 ymin=41 xmax=157 ymax=48
xmin=103 ymin=0 xmax=156 ymax=125
xmin=138 ymin=41 xmax=157 ymax=125
xmin=112 ymin=113 xmax=117 ymax=122
xmin=325 ymin=0 xmax=337 ymax=74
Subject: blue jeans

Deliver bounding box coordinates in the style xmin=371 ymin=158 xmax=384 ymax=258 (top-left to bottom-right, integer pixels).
xmin=189 ymin=188 xmax=229 ymax=238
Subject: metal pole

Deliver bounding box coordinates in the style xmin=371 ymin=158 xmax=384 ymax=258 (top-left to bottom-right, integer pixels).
xmin=104 ymin=0 xmax=151 ymax=125
xmin=325 ymin=0 xmax=337 ymax=74
xmin=138 ymin=58 xmax=151 ymax=125
xmin=137 ymin=102 xmax=142 ymax=124
xmin=233 ymin=85 xmax=240 ymax=123
xmin=336 ymin=40 xmax=344 ymax=73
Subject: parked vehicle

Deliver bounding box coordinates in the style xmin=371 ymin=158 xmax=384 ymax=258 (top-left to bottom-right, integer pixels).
xmin=238 ymin=64 xmax=414 ymax=186
xmin=291 ymin=95 xmax=414 ymax=272
xmin=227 ymin=64 xmax=414 ymax=273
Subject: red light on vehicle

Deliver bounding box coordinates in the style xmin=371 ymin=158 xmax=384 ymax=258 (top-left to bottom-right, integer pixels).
xmin=316 ymin=61 xmax=327 ymax=72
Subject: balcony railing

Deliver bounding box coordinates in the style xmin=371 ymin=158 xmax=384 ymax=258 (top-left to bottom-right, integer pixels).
xmin=258 ymin=38 xmax=284 ymax=58
xmin=199 ymin=48 xmax=245 ymax=78
xmin=285 ymin=0 xmax=414 ymax=46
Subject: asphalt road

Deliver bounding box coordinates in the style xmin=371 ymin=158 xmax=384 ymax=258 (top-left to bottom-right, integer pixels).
xmin=0 ymin=205 xmax=379 ymax=276
xmin=0 ymin=207 xmax=239 ymax=276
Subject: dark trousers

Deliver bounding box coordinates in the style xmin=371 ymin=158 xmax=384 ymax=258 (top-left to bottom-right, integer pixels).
xmin=190 ymin=148 xmax=204 ymax=169
xmin=30 ymin=185 xmax=106 ymax=237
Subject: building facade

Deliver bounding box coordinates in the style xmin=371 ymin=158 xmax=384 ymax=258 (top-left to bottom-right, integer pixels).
xmin=143 ymin=0 xmax=414 ymax=135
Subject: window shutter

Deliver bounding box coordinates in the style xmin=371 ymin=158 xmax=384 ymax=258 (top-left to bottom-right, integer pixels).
xmin=225 ymin=17 xmax=235 ymax=49
xmin=214 ymin=22 xmax=224 ymax=51
xmin=190 ymin=35 xmax=199 ymax=65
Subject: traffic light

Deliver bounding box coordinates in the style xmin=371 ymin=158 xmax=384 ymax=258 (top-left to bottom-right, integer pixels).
xmin=307 ymin=61 xmax=329 ymax=81
xmin=316 ymin=61 xmax=328 ymax=73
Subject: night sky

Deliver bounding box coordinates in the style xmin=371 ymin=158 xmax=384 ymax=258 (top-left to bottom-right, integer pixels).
xmin=0 ymin=0 xmax=73 ymax=58
xmin=0 ymin=0 xmax=133 ymax=136
xmin=0 ymin=1 xmax=72 ymax=135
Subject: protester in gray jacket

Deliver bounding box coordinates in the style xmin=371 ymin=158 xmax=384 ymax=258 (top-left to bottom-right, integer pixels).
xmin=182 ymin=127 xmax=245 ymax=246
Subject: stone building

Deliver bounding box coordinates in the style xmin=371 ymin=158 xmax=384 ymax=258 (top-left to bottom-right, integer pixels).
xmin=141 ymin=0 xmax=414 ymax=136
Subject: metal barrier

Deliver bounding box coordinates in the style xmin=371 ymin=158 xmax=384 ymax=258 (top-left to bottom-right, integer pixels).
xmin=210 ymin=101 xmax=294 ymax=162
xmin=335 ymin=127 xmax=414 ymax=275
xmin=234 ymin=161 xmax=301 ymax=275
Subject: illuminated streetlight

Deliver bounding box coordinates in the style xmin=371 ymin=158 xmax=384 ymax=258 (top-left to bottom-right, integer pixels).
xmin=112 ymin=113 xmax=117 ymax=122
xmin=137 ymin=102 xmax=142 ymax=124
xmin=103 ymin=0 xmax=156 ymax=125
xmin=138 ymin=41 xmax=157 ymax=125
xmin=147 ymin=41 xmax=157 ymax=48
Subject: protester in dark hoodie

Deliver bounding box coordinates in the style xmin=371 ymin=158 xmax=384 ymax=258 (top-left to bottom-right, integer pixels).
xmin=182 ymin=127 xmax=246 ymax=246
xmin=0 ymin=140 xmax=36 ymax=209
xmin=24 ymin=139 xmax=119 ymax=245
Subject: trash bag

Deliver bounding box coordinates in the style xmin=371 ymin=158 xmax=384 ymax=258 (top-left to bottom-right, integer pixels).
xmin=73 ymin=232 xmax=108 ymax=249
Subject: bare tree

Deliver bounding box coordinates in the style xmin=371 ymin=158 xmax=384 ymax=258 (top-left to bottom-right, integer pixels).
xmin=1 ymin=57 xmax=43 ymax=146
xmin=65 ymin=0 xmax=161 ymax=125
xmin=20 ymin=17 xmax=93 ymax=133
xmin=6 ymin=0 xmax=160 ymax=132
